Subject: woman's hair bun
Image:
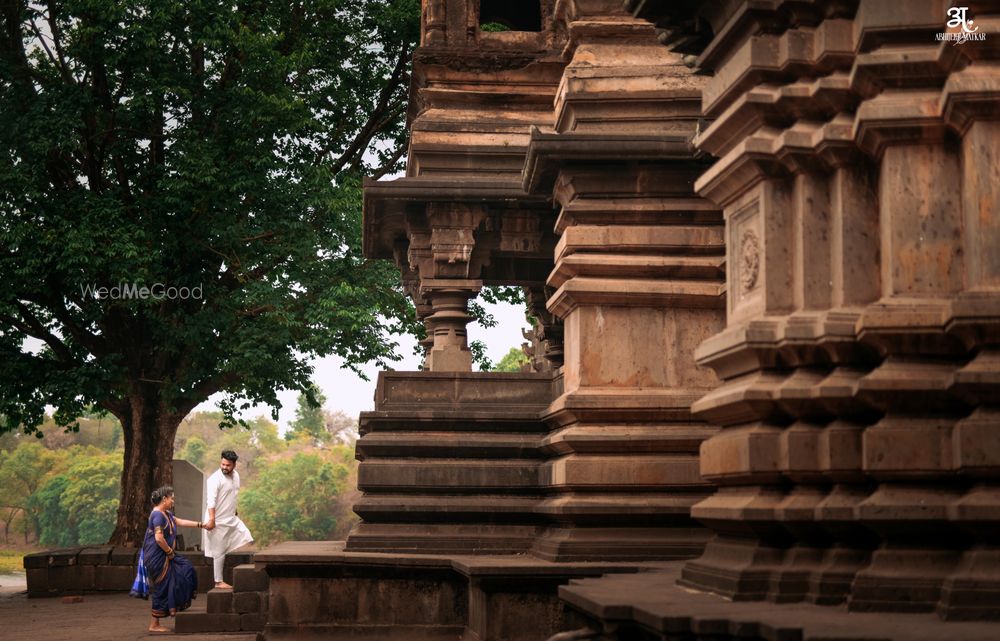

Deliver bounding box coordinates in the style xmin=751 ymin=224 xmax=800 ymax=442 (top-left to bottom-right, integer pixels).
xmin=151 ymin=485 xmax=174 ymax=505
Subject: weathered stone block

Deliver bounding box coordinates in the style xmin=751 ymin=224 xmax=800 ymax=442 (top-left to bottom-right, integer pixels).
xmin=207 ymin=588 xmax=233 ymax=613
xmin=232 ymin=591 xmax=260 ymax=614
xmin=233 ymin=564 xmax=268 ymax=592
xmin=95 ymin=564 xmax=136 ymax=591
xmin=22 ymin=552 xmax=49 ymax=570
xmin=699 ymin=423 xmax=784 ymax=482
xmin=195 ymin=566 xmax=214 ymax=589
xmin=77 ymin=546 xmax=113 ymax=566
xmin=110 ymin=547 xmax=138 ymax=566
xmin=239 ymin=612 xmax=267 ymax=631
xmin=48 ymin=564 xmax=94 ymax=592
xmin=26 ymin=568 xmax=50 ymax=596
xmin=48 ymin=548 xmax=80 ymax=567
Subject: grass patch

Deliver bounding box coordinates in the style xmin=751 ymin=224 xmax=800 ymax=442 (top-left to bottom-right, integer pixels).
xmin=0 ymin=549 xmax=33 ymax=574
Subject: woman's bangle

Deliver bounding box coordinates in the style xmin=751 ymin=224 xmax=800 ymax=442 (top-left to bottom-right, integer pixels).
xmin=197 ymin=521 xmax=202 ymax=528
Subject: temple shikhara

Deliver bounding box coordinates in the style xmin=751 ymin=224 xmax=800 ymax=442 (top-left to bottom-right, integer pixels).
xmin=168 ymin=0 xmax=1000 ymax=638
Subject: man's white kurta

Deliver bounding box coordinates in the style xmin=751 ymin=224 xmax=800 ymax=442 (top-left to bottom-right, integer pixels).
xmin=202 ymin=468 xmax=253 ymax=558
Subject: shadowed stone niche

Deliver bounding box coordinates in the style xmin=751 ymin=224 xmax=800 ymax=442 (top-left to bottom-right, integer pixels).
xmin=631 ymin=0 xmax=1000 ymax=621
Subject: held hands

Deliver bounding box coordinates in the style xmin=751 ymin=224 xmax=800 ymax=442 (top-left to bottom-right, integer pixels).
xmin=205 ymin=520 xmax=216 ymax=531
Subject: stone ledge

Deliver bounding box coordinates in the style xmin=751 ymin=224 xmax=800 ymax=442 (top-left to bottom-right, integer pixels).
xmin=24 ymin=546 xmax=253 ymax=597
xmin=561 ymin=565 xmax=1000 ymax=641
xmin=255 ymin=540 xmax=666 ymax=579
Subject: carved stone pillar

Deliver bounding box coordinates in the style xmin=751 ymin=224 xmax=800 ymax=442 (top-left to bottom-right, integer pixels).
xmin=523 ymin=0 xmax=725 ymax=562
xmin=422 ymin=0 xmax=447 ymax=46
xmin=401 ymin=202 xmax=490 ymax=372
xmin=423 ymin=280 xmax=482 ymax=371
xmin=526 ymin=286 xmax=564 ymax=371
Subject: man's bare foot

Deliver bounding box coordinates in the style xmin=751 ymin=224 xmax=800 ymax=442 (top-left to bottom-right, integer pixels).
xmin=148 ymin=624 xmax=170 ymax=633
xmin=214 ymin=581 xmax=233 ymax=589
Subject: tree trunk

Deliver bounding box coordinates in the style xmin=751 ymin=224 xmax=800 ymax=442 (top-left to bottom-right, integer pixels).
xmin=107 ymin=394 xmax=183 ymax=547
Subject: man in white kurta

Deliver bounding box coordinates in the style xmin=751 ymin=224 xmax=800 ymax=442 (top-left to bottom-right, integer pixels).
xmin=203 ymin=450 xmax=253 ymax=589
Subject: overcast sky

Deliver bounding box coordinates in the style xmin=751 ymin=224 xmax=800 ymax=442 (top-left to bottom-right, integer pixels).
xmin=193 ymin=298 xmax=531 ymax=432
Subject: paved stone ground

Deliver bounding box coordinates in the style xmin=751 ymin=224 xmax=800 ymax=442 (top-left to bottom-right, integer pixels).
xmin=0 ymin=583 xmax=256 ymax=641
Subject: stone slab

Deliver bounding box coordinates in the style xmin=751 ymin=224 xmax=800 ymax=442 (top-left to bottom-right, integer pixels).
xmin=561 ymin=565 xmax=1000 ymax=641
xmin=207 ymin=588 xmax=233 ymax=613
xmin=232 ymin=591 xmax=260 ymax=614
xmin=232 ymin=564 xmax=268 ymax=592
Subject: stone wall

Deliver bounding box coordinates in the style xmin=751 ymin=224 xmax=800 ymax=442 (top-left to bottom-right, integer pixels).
xmin=630 ymin=0 xmax=1000 ymax=621
xmin=24 ymin=546 xmax=251 ymax=597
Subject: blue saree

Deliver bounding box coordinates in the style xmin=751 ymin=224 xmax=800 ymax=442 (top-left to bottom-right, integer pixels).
xmin=129 ymin=509 xmax=198 ymax=617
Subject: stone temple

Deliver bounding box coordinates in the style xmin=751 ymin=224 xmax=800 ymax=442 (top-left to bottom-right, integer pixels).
xmin=209 ymin=0 xmax=1000 ymax=639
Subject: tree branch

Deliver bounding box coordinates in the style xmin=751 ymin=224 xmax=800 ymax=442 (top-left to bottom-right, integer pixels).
xmin=371 ymin=140 xmax=408 ymax=180
xmin=3 ymin=302 xmax=76 ymax=364
xmin=44 ymin=3 xmax=73 ymax=83
xmin=173 ymin=372 xmax=241 ymax=418
xmin=19 ymin=286 xmax=109 ymax=359
xmin=324 ymin=41 xmax=411 ymax=175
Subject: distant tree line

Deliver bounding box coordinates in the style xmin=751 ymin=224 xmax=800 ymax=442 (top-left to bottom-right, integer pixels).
xmin=0 ymin=389 xmax=361 ymax=548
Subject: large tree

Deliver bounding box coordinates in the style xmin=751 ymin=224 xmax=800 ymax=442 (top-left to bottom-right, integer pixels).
xmin=0 ymin=0 xmax=420 ymax=545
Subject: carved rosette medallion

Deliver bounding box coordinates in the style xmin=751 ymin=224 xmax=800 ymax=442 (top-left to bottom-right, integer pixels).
xmin=740 ymin=229 xmax=760 ymax=294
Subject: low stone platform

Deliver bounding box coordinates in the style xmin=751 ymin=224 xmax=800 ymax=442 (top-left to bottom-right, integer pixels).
xmin=560 ymin=566 xmax=1000 ymax=641
xmin=23 ymin=546 xmax=252 ymax=597
xmin=255 ymin=541 xmax=663 ymax=641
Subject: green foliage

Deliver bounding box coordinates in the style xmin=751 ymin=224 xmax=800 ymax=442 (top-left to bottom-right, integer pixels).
xmin=0 ymin=548 xmax=32 ymax=573
xmin=287 ymin=384 xmax=328 ymax=443
xmin=178 ymin=436 xmax=208 ymax=469
xmin=0 ymin=441 xmax=58 ymax=541
xmin=0 ymin=0 xmax=422 ymax=433
xmin=0 ymin=0 xmax=421 ymax=541
xmin=0 ymin=409 xmax=362 ymax=546
xmin=494 ymin=347 xmax=529 ymax=372
xmin=470 ymin=339 xmax=493 ymax=371
xmin=35 ymin=414 xmax=123 ymax=451
xmin=30 ymin=448 xmax=120 ymax=546
xmin=30 ymin=475 xmax=74 ymax=547
xmin=240 ymin=449 xmax=353 ymax=546
xmin=469 ymin=286 xmax=527 ymax=330
xmin=479 ymin=22 xmax=511 ymax=32
xmin=1 ymin=438 xmax=119 ymax=547
xmin=467 ymin=286 xmax=530 ymax=371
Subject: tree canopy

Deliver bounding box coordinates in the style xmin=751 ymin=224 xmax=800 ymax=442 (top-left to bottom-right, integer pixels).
xmin=287 ymin=383 xmax=327 ymax=442
xmin=494 ymin=346 xmax=529 ymax=372
xmin=0 ymin=0 xmax=421 ymax=544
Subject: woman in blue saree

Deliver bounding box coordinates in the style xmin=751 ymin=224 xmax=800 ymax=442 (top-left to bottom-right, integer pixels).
xmin=130 ymin=485 xmax=206 ymax=632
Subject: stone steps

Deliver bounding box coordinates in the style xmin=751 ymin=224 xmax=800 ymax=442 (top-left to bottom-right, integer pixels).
xmin=559 ymin=566 xmax=1000 ymax=641
xmin=175 ymin=564 xmax=268 ymax=634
